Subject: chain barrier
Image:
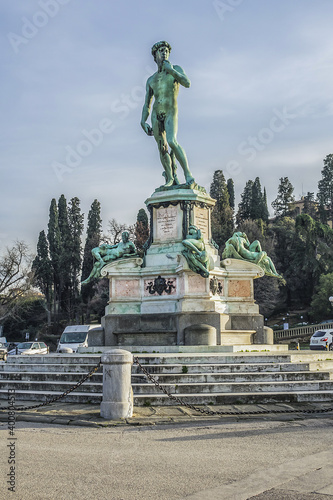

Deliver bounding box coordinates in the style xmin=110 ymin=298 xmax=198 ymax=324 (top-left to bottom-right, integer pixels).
xmin=134 ymin=357 xmax=333 ymax=416
xmin=0 ymin=359 xmax=102 ymax=412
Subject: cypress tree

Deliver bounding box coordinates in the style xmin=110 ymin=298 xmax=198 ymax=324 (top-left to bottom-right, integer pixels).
xmin=81 ymin=200 xmax=102 ymax=304
xmin=237 ymin=178 xmax=268 ymax=224
xmin=210 ymin=170 xmax=234 ymax=251
xmin=303 ymin=192 xmax=317 ymax=219
xmin=58 ymin=194 xmax=72 ymax=314
xmin=317 ymin=154 xmax=333 ymax=224
xmin=227 ymin=178 xmax=235 ymax=210
xmin=32 ymin=230 xmax=53 ymax=324
xmin=47 ymin=198 xmax=61 ymax=316
xmin=272 ymin=177 xmax=295 ymax=217
xmin=251 ymin=177 xmax=264 ymax=220
xmin=236 ymin=180 xmax=254 ymax=224
xmin=135 ymin=208 xmax=149 ymax=251
xmin=262 ymin=188 xmax=269 ymax=222
xmin=68 ymin=197 xmax=84 ymax=320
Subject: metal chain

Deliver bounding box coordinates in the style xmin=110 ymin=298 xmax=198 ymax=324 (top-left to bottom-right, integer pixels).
xmin=134 ymin=357 xmax=333 ymax=416
xmin=0 ymin=359 xmax=102 ymax=412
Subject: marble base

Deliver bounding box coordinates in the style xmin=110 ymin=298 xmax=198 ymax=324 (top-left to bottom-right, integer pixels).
xmin=100 ymin=189 xmax=266 ymax=347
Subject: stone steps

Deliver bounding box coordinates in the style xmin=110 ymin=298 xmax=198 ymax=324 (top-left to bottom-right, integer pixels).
xmin=133 ymin=353 xmax=299 ymax=364
xmin=133 ymin=390 xmax=333 ymax=406
xmin=132 ymin=380 xmax=333 ymax=395
xmin=0 ymin=369 xmax=330 ymax=385
xmin=132 ymin=362 xmax=313 ymax=374
xmin=0 ymin=351 xmax=333 ymax=406
xmin=4 ymin=354 xmax=100 ymax=364
xmin=0 ymin=371 xmax=103 ymax=382
xmin=1 ymin=388 xmax=333 ymax=405
xmin=132 ymin=371 xmax=332 ymax=383
xmin=0 ymin=379 xmax=103 ymax=393
xmin=0 ymin=389 xmax=101 ymax=404
xmin=0 ymin=363 xmax=101 ymax=373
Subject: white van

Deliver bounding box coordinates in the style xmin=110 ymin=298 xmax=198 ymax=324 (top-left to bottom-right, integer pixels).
xmin=56 ymin=325 xmax=101 ymax=353
xmin=310 ymin=329 xmax=333 ymax=351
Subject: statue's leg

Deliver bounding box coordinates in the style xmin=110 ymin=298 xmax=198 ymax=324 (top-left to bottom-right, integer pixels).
xmin=151 ymin=114 xmax=174 ymax=186
xmin=249 ymin=240 xmax=262 ymax=253
xmin=170 ymin=151 xmax=180 ymax=184
xmin=267 ymin=257 xmax=278 ymax=275
xmin=81 ymin=262 xmax=100 ymax=284
xmin=165 ymin=113 xmax=194 ymax=185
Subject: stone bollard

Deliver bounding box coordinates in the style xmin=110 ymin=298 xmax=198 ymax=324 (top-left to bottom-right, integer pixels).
xmin=184 ymin=324 xmax=217 ymax=345
xmin=100 ymin=349 xmax=133 ymax=420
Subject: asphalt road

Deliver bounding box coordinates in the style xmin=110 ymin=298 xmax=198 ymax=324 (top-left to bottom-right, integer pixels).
xmin=1 ymin=417 xmax=333 ymax=500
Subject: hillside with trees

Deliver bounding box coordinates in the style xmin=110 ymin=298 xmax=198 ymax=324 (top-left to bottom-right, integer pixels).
xmin=2 ymin=153 xmax=333 ymax=340
xmin=210 ymin=154 xmax=333 ymax=322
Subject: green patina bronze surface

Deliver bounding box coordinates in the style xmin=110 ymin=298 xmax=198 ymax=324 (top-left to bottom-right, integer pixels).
xmin=182 ymin=225 xmax=209 ymax=278
xmin=81 ymin=231 xmax=137 ymax=285
xmin=141 ymin=41 xmax=196 ymax=190
xmin=222 ymin=231 xmax=281 ymax=278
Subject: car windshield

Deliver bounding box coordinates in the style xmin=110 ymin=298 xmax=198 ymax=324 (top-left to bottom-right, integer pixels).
xmin=60 ymin=332 xmax=87 ymax=344
xmin=17 ymin=342 xmax=33 ymax=349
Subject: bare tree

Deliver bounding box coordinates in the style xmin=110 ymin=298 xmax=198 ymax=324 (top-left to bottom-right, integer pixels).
xmin=103 ymin=218 xmax=136 ymax=245
xmin=0 ymin=241 xmax=33 ymax=322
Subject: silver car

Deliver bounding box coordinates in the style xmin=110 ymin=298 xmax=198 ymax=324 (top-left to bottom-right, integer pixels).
xmin=8 ymin=341 xmax=48 ymax=355
xmin=310 ymin=330 xmax=333 ymax=351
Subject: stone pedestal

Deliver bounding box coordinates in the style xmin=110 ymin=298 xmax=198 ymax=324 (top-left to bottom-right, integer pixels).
xmin=100 ymin=188 xmax=265 ymax=347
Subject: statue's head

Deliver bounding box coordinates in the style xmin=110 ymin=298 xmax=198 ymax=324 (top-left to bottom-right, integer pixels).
xmin=188 ymin=225 xmax=201 ymax=240
xmin=151 ymin=41 xmax=172 ymax=62
xmin=121 ymin=231 xmax=129 ymax=242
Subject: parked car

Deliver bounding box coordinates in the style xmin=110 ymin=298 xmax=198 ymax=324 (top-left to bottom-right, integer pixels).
xmin=310 ymin=330 xmax=333 ymax=351
xmin=56 ymin=324 xmax=102 ymax=353
xmin=319 ymin=320 xmax=333 ymax=325
xmin=0 ymin=339 xmax=8 ymax=362
xmin=8 ymin=341 xmax=48 ymax=356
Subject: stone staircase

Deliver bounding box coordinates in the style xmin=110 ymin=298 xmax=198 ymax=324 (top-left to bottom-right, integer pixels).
xmin=0 ymin=355 xmax=103 ymax=404
xmin=0 ymin=352 xmax=333 ymax=406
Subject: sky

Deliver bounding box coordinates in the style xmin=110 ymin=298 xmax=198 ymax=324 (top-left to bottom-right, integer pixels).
xmin=1 ymin=0 xmax=333 ymax=252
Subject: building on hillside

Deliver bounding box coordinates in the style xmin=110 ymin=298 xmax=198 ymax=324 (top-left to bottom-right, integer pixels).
xmin=292 ymin=196 xmax=318 ymax=216
xmin=290 ymin=197 xmax=332 ymax=228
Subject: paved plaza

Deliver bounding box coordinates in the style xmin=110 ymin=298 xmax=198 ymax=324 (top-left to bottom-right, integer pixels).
xmin=1 ymin=402 xmax=333 ymax=499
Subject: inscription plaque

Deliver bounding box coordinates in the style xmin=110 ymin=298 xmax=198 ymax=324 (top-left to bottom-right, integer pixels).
xmin=193 ymin=206 xmax=209 ymax=240
xmin=155 ymin=206 xmax=178 ymax=240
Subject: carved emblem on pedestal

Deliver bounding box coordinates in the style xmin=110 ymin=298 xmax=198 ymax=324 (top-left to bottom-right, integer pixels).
xmin=146 ymin=275 xmax=175 ymax=295
xmin=210 ymin=276 xmax=223 ymax=295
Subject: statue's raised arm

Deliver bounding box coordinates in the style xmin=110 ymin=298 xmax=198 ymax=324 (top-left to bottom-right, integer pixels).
xmin=162 ymin=60 xmax=190 ymax=88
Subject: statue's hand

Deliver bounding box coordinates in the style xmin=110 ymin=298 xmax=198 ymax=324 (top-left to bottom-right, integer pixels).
xmin=163 ymin=60 xmax=173 ymax=73
xmin=141 ymin=122 xmax=153 ymax=136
